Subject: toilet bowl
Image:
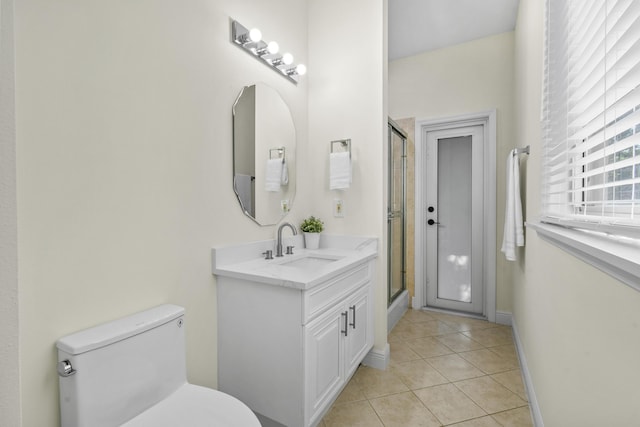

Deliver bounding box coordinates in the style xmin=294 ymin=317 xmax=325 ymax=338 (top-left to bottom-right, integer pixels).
xmin=56 ymin=304 xmax=260 ymax=427
xmin=122 ymin=384 xmax=259 ymax=426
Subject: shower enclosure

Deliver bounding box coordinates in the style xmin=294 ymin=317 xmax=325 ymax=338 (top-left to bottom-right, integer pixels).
xmin=387 ymin=119 xmax=408 ymax=328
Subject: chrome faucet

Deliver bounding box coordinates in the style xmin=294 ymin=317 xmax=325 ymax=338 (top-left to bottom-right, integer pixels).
xmin=276 ymin=222 xmax=297 ymax=257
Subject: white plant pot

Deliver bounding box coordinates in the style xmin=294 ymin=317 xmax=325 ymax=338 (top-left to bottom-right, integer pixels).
xmin=304 ymin=232 xmax=321 ymax=249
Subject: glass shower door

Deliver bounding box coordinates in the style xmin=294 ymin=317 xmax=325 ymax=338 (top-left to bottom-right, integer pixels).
xmin=388 ymin=121 xmax=407 ymax=306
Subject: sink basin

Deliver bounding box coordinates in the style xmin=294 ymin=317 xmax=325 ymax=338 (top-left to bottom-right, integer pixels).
xmin=213 ymin=236 xmax=378 ymax=289
xmin=280 ymin=255 xmax=343 ymax=270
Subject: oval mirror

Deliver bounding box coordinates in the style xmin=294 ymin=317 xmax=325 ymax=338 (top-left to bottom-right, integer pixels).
xmin=232 ymin=83 xmax=296 ymax=225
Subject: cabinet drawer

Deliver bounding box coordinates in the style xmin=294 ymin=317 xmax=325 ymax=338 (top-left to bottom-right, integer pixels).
xmin=303 ymin=262 xmax=371 ymax=324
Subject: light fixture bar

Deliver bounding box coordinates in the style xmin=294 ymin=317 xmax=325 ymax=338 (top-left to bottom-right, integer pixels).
xmin=231 ymin=20 xmax=306 ymax=84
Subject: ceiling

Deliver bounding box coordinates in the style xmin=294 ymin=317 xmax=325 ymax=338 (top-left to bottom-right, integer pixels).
xmin=388 ymin=0 xmax=521 ymax=61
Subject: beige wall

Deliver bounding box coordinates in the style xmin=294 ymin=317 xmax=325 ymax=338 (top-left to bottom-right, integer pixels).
xmin=514 ymin=0 xmax=640 ymax=424
xmin=388 ymin=32 xmax=516 ymax=313
xmin=15 ymin=2 xmax=306 ymax=425
xmin=1 ymin=0 xmax=21 ymax=425
xmin=307 ymin=0 xmax=388 ymax=351
xmin=10 ymin=1 xmax=385 ymax=426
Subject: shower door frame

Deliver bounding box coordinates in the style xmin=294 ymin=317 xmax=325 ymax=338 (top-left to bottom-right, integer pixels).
xmin=387 ymin=119 xmax=407 ymax=307
xmin=414 ymin=111 xmax=497 ymax=322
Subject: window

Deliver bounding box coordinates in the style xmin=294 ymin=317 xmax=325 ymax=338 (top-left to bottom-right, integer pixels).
xmin=536 ymin=0 xmax=640 ymax=290
xmin=541 ymin=0 xmax=640 ymax=237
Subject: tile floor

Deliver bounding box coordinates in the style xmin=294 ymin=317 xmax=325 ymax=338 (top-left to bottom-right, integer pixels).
xmin=319 ymin=309 xmax=533 ymax=427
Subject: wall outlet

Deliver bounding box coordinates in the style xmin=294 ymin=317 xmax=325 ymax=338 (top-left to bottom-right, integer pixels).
xmin=333 ymin=199 xmax=344 ymax=217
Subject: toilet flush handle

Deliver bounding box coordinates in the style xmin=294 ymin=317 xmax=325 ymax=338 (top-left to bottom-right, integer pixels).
xmin=57 ymin=360 xmax=76 ymax=377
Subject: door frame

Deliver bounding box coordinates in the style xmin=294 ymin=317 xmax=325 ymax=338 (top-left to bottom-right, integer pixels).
xmin=414 ymin=111 xmax=497 ymax=322
xmin=425 ymin=126 xmax=484 ymax=314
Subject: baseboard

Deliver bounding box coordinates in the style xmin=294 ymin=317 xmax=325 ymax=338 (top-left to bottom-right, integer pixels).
xmin=411 ymin=295 xmax=420 ymax=309
xmin=362 ymin=343 xmax=390 ymax=370
xmin=496 ymin=311 xmax=513 ymax=326
xmin=388 ymin=290 xmax=409 ymax=332
xmin=511 ymin=318 xmax=544 ymax=427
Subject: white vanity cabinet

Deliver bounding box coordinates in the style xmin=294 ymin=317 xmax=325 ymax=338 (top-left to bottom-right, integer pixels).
xmin=216 ymin=256 xmax=375 ymax=427
xmin=305 ymin=282 xmax=372 ymax=425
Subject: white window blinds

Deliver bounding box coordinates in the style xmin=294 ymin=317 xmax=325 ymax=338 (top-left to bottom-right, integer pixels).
xmin=542 ymin=0 xmax=640 ymax=237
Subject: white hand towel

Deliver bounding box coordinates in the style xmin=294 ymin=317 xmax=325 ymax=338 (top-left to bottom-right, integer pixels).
xmin=281 ymin=158 xmax=289 ymax=186
xmin=329 ymin=152 xmax=351 ymax=190
xmin=265 ymin=158 xmax=283 ymax=192
xmin=501 ymin=149 xmax=525 ymax=261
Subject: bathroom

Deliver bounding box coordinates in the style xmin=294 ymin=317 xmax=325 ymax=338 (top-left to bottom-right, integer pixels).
xmin=2 ymin=0 xmax=640 ymax=426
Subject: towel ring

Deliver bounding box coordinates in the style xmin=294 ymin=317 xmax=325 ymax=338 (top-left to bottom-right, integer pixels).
xmin=330 ymin=139 xmax=351 ymax=159
xmin=269 ymin=147 xmax=286 ymax=161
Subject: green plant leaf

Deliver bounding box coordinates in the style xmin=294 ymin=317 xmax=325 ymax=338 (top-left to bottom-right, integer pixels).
xmin=300 ymin=215 xmax=324 ymax=233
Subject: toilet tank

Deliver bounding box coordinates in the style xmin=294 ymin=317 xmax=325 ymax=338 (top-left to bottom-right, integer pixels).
xmin=56 ymin=304 xmax=187 ymax=427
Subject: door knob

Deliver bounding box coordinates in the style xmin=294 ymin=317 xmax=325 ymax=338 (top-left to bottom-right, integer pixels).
xmin=428 ymin=206 xmax=435 ymax=212
xmin=427 ymin=219 xmax=440 ymax=226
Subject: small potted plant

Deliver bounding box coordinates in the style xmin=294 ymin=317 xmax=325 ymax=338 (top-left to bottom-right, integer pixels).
xmin=300 ymin=216 xmax=324 ymax=249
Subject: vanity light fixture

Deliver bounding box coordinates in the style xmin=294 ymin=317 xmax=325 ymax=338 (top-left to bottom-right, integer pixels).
xmin=281 ymin=53 xmax=294 ymax=65
xmin=231 ymin=19 xmax=306 ymax=83
xmin=236 ymin=27 xmax=262 ymax=45
xmin=256 ymin=41 xmax=279 ymax=57
xmin=284 ymin=64 xmax=307 ymax=77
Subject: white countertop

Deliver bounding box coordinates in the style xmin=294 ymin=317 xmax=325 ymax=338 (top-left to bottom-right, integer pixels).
xmin=212 ymin=235 xmax=378 ymax=290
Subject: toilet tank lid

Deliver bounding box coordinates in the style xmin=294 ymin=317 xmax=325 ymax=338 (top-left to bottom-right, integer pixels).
xmin=56 ymin=304 xmax=185 ymax=355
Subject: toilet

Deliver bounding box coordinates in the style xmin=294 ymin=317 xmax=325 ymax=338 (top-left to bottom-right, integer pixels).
xmin=56 ymin=304 xmax=261 ymax=427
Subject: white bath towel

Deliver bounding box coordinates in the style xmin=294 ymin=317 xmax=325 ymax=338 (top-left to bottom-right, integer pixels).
xmin=234 ymin=173 xmax=253 ymax=214
xmin=329 ymin=152 xmax=351 ymax=190
xmin=501 ymin=149 xmax=525 ymax=261
xmin=265 ymin=158 xmax=283 ymax=192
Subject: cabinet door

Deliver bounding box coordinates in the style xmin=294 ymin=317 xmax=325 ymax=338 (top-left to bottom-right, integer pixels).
xmin=304 ymin=305 xmax=345 ymax=426
xmin=344 ymin=285 xmax=373 ymax=378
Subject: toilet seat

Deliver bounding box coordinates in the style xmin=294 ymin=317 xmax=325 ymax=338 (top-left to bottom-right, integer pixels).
xmin=122 ymin=384 xmax=261 ymax=427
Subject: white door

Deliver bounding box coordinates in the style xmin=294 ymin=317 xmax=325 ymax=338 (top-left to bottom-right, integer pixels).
xmin=425 ymin=126 xmax=484 ymax=314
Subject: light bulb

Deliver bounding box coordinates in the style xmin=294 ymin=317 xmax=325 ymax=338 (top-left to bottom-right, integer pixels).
xmin=282 ymin=53 xmax=294 ymax=65
xmin=296 ymin=64 xmax=307 ymax=76
xmin=267 ymin=41 xmax=279 ymax=55
xmin=248 ymin=28 xmax=262 ymax=43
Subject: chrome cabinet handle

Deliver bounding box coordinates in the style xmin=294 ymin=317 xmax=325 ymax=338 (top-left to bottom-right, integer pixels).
xmin=341 ymin=311 xmax=348 ymax=336
xmin=349 ymin=305 xmax=356 ymax=329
